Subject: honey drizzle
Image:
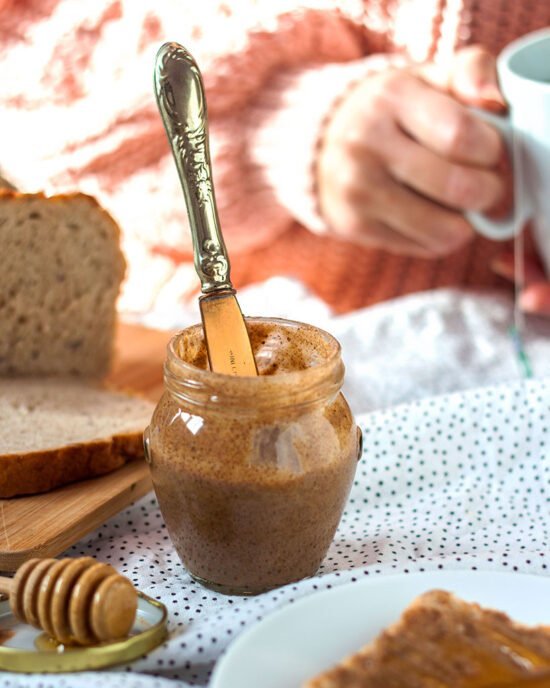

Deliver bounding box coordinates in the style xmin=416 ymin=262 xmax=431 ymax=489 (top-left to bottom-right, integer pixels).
xmin=486 ymin=672 xmax=550 ymax=687
xmin=434 ymin=625 xmax=550 ymax=687
xmin=373 ymin=624 xmax=550 ymax=687
xmin=485 ymin=625 xmax=550 ymax=671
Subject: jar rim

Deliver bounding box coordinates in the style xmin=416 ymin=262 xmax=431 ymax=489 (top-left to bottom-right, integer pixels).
xmin=164 ymin=317 xmax=344 ymax=409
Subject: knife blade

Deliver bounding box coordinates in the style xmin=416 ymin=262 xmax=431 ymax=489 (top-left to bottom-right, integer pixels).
xmin=200 ymin=290 xmax=257 ymax=376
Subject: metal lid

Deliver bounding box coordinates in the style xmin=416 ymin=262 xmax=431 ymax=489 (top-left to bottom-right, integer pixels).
xmin=0 ymin=592 xmax=168 ymax=673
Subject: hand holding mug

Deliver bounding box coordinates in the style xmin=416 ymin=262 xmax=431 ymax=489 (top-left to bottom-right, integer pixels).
xmin=466 ymin=30 xmax=550 ymax=316
xmin=317 ymin=37 xmax=550 ymax=316
xmin=492 ymin=227 xmax=550 ymax=316
xmin=316 ymin=46 xmax=506 ymax=258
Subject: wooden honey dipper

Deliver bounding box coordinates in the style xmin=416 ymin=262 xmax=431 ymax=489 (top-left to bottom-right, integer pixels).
xmin=0 ymin=557 xmax=138 ymax=646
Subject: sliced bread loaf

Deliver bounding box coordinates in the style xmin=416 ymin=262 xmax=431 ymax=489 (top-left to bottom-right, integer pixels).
xmin=0 ymin=191 xmax=125 ymax=377
xmin=0 ymin=378 xmax=154 ymax=497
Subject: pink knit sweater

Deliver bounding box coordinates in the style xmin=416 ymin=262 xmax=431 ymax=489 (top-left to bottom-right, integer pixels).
xmin=0 ymin=1 xmax=548 ymax=313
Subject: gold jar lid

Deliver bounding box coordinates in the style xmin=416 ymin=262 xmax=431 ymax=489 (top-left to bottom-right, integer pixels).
xmin=0 ymin=592 xmax=168 ymax=673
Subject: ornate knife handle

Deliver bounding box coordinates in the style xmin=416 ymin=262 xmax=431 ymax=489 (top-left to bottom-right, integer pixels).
xmin=154 ymin=42 xmax=232 ymax=294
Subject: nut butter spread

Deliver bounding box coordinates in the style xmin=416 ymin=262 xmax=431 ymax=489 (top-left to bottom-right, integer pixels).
xmin=147 ymin=318 xmax=359 ymax=595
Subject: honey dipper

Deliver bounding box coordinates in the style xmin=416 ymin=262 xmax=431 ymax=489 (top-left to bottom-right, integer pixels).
xmin=0 ymin=557 xmax=138 ymax=646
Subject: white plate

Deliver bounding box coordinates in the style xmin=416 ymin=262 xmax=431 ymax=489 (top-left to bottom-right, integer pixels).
xmin=211 ymin=570 xmax=550 ymax=688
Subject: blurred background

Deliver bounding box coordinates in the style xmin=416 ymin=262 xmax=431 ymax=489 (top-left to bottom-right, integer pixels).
xmin=1 ymin=0 xmax=550 ymax=408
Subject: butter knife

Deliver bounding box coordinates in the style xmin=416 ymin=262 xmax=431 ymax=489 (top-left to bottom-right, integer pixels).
xmin=154 ymin=42 xmax=258 ymax=376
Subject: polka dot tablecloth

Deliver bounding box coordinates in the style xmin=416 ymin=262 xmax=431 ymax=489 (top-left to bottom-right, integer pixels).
xmin=1 ymin=377 xmax=549 ymax=688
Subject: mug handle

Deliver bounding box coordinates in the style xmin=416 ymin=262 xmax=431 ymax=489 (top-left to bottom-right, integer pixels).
xmin=465 ymin=108 xmax=518 ymax=241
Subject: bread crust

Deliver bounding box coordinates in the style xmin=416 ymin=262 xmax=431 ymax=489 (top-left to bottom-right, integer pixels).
xmin=0 ymin=189 xmax=123 ymax=242
xmin=0 ymin=431 xmax=145 ymax=498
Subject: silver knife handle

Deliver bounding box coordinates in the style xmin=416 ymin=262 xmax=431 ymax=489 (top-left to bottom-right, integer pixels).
xmin=154 ymin=42 xmax=232 ymax=294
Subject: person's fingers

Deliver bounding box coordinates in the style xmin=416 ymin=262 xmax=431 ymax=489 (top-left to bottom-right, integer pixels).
xmin=521 ymin=222 xmax=543 ymax=256
xmin=383 ymin=130 xmax=504 ymax=212
xmin=491 ymin=225 xmax=547 ymax=285
xmin=450 ymin=45 xmax=506 ymax=112
xmin=318 ymin=160 xmax=434 ymax=258
xmin=491 ymin=250 xmax=547 ymax=285
xmin=484 ymin=151 xmax=513 ymax=218
xmin=323 ymin=156 xmax=471 ymax=256
xmin=520 ymin=283 xmax=550 ymax=316
xmin=492 ymin=251 xmax=547 ymax=284
xmin=362 ymin=176 xmax=474 ymax=254
xmin=393 ymin=73 xmax=503 ymax=166
xmin=337 ymin=218 xmax=434 ymax=258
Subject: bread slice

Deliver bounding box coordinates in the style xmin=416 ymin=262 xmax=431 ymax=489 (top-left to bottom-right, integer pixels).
xmin=304 ymin=589 xmax=550 ymax=687
xmin=0 ymin=191 xmax=125 ymax=378
xmin=0 ymin=378 xmax=154 ymax=497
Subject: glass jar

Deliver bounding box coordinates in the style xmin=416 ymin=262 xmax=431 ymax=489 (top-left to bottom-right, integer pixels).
xmin=145 ymin=317 xmax=360 ymax=595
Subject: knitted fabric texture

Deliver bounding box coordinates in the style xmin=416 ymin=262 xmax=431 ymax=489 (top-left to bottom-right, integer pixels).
xmin=0 ymin=0 xmax=548 ymax=313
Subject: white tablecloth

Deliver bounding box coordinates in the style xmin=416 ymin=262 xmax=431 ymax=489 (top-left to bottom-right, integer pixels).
xmin=2 ymin=286 xmax=550 ymax=688
xmin=142 ymin=279 xmax=550 ymax=411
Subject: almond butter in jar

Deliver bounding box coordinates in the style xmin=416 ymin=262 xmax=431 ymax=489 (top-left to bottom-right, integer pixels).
xmin=145 ymin=317 xmax=360 ymax=595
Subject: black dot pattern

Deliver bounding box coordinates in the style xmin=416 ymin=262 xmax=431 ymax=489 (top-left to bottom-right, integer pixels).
xmin=2 ymin=378 xmax=548 ymax=687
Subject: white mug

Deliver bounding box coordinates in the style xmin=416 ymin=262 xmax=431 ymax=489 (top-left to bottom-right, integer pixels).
xmin=467 ymin=28 xmax=550 ymax=274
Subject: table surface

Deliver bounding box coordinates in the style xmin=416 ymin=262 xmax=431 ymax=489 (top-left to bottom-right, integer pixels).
xmin=1 ymin=297 xmax=549 ymax=688
xmin=0 ymin=322 xmax=175 ymax=571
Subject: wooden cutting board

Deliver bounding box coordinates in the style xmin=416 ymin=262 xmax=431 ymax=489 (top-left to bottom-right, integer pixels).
xmin=0 ymin=322 xmax=175 ymax=572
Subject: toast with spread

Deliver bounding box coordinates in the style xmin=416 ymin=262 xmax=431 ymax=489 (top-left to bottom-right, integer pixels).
xmin=304 ymin=589 xmax=550 ymax=687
